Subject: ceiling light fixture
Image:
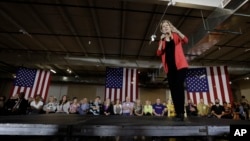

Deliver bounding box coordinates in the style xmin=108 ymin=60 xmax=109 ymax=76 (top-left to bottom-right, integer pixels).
xmin=245 ymin=48 xmax=250 ymax=52
xmin=62 ymin=76 xmax=68 ymax=81
xmin=67 ymin=68 xmax=72 ymax=74
xmin=19 ymin=29 xmax=32 ymax=38
xmin=50 ymin=69 xmax=56 ymax=74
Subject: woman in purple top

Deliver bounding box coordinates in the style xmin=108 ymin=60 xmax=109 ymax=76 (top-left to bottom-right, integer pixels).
xmin=102 ymin=98 xmax=113 ymax=115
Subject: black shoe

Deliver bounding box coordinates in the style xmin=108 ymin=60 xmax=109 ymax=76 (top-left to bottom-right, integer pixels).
xmin=174 ymin=114 xmax=184 ymax=121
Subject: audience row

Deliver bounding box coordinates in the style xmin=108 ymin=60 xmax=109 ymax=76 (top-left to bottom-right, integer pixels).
xmin=0 ymin=92 xmax=249 ymax=120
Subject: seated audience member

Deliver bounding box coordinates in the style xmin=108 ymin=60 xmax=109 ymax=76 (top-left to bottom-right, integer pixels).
xmin=233 ymin=102 xmax=246 ymax=120
xmin=0 ymin=96 xmax=5 ymax=107
xmin=197 ymin=99 xmax=209 ymax=117
xmin=10 ymin=92 xmax=29 ymax=115
xmin=0 ymin=96 xmax=6 ymax=115
xmin=207 ymin=102 xmax=214 ymax=118
xmin=78 ymin=98 xmax=89 ymax=115
xmin=133 ymin=99 xmax=146 ymax=141
xmin=240 ymin=95 xmax=249 ymax=120
xmin=185 ymin=99 xmax=198 ymax=117
xmin=26 ymin=97 xmax=34 ymax=114
xmin=211 ymin=98 xmax=225 ymax=119
xmin=167 ymin=99 xmax=175 ymax=117
xmin=222 ymin=101 xmax=233 ymax=119
xmin=69 ymin=97 xmax=80 ymax=114
xmin=143 ymin=100 xmax=153 ymax=116
xmin=134 ymin=99 xmax=143 ymax=116
xmin=43 ymin=96 xmax=57 ymax=114
xmin=152 ymin=98 xmax=166 ymax=116
xmin=162 ymin=101 xmax=168 ymax=116
xmin=113 ymin=99 xmax=122 ymax=115
xmin=4 ymin=95 xmax=18 ymax=115
xmin=122 ymin=96 xmax=134 ymax=116
xmin=56 ymin=95 xmax=70 ymax=114
xmin=54 ymin=97 xmax=58 ymax=103
xmin=89 ymin=96 xmax=102 ymax=115
xmin=29 ymin=95 xmax=44 ymax=114
xmin=102 ymin=98 xmax=113 ymax=116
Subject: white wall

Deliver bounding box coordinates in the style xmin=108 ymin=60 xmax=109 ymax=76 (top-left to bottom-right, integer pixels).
xmin=239 ymin=80 xmax=250 ymax=102
xmin=47 ymin=84 xmax=68 ymax=102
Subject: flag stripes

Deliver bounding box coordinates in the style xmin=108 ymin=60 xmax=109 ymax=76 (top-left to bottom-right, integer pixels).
xmin=186 ymin=66 xmax=233 ymax=105
xmin=10 ymin=68 xmax=51 ymax=100
xmin=105 ymin=67 xmax=138 ymax=102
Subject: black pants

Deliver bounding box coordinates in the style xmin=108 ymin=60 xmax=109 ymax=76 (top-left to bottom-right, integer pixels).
xmin=167 ymin=68 xmax=187 ymax=116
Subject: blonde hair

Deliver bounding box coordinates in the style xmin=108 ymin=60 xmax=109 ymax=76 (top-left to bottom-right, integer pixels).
xmin=160 ymin=20 xmax=174 ymax=33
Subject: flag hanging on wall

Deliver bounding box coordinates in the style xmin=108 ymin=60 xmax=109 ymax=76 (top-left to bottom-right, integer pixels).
xmin=10 ymin=67 xmax=52 ymax=101
xmin=185 ymin=66 xmax=233 ymax=105
xmin=105 ymin=67 xmax=138 ymax=102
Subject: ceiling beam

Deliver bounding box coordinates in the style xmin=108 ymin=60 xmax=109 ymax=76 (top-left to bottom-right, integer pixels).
xmin=175 ymin=9 xmax=192 ymax=29
xmin=56 ymin=0 xmax=88 ymax=57
xmin=0 ymin=7 xmax=49 ymax=51
xmin=137 ymin=5 xmax=160 ymax=58
xmin=88 ymin=0 xmax=106 ymax=58
xmin=121 ymin=0 xmax=221 ymax=10
xmin=0 ymin=61 xmax=16 ymax=74
xmin=211 ymin=41 xmax=249 ymax=63
xmin=29 ymin=5 xmax=69 ymax=52
xmin=0 ymin=31 xmax=28 ymax=50
xmin=120 ymin=1 xmax=126 ymax=58
xmin=55 ymin=0 xmax=89 ymax=76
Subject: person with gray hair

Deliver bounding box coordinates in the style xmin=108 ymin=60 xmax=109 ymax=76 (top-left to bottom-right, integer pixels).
xmin=122 ymin=96 xmax=134 ymax=116
xmin=43 ymin=96 xmax=57 ymax=114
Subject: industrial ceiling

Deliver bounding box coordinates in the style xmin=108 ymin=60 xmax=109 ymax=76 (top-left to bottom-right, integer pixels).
xmin=0 ymin=0 xmax=249 ymax=87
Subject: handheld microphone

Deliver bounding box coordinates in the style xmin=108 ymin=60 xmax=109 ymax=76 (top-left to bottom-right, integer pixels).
xmin=161 ymin=34 xmax=166 ymax=41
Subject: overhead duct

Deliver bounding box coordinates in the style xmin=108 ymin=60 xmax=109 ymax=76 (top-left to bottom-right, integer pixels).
xmin=221 ymin=0 xmax=247 ymax=10
xmin=65 ymin=56 xmax=161 ymax=69
xmin=185 ymin=0 xmax=248 ymax=61
xmin=227 ymin=66 xmax=250 ymax=76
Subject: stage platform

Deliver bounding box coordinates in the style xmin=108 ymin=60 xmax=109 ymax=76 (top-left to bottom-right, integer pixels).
xmin=0 ymin=114 xmax=249 ymax=141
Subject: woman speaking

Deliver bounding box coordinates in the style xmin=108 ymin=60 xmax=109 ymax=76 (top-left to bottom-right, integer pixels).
xmin=156 ymin=20 xmax=189 ymax=121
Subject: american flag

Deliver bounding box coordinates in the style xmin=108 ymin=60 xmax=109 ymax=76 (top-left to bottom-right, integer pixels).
xmin=10 ymin=67 xmax=52 ymax=100
xmin=105 ymin=67 xmax=138 ymax=102
xmin=185 ymin=66 xmax=233 ymax=105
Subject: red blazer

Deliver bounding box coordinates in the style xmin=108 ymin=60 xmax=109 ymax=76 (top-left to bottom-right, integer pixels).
xmin=156 ymin=32 xmax=188 ymax=73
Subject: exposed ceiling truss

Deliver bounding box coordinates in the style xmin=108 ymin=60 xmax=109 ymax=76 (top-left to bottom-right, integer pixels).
xmin=0 ymin=0 xmax=249 ymax=87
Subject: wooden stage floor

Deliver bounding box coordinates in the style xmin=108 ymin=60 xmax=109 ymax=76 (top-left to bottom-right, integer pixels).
xmin=0 ymin=114 xmax=249 ymax=141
